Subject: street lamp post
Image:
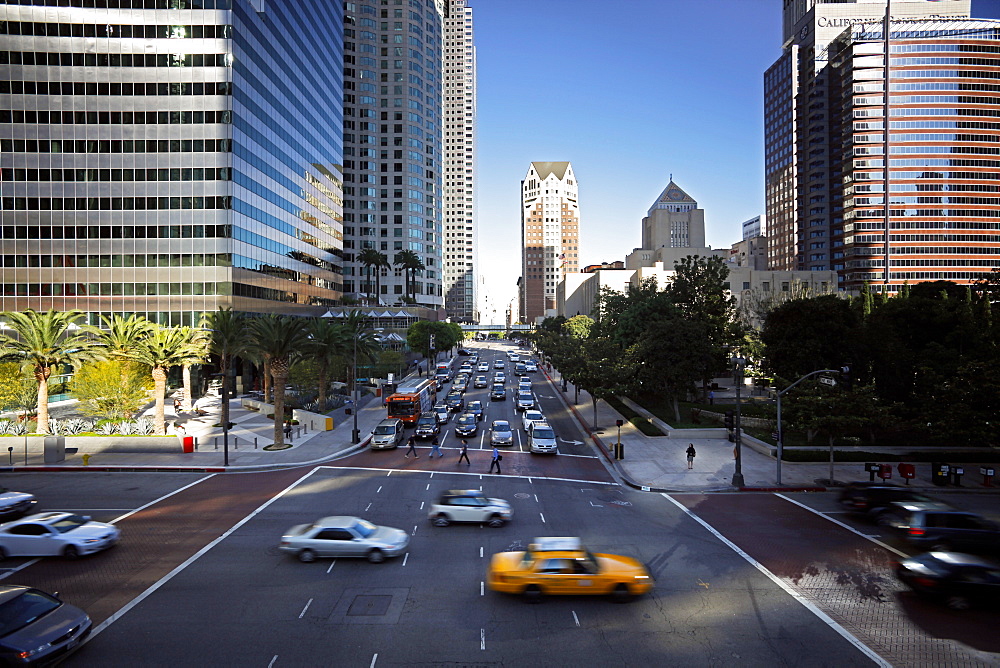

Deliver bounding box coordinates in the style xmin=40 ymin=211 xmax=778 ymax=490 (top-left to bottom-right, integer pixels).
xmin=732 ymin=356 xmax=746 ymax=488
xmin=774 ymin=368 xmax=840 ymax=485
xmin=352 ymin=333 xmax=360 ymax=445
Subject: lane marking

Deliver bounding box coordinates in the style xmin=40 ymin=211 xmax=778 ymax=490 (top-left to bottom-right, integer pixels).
xmin=426 ymin=483 xmax=430 ymax=490
xmin=84 ymin=467 xmax=321 ymax=644
xmin=419 ymin=501 xmax=424 ymax=510
xmin=53 ymin=508 xmax=133 ymax=512
xmin=480 ymin=581 xmax=484 ymax=596
xmin=370 ymin=653 xmax=378 ymax=668
xmin=774 ymin=494 xmax=909 ymax=559
xmin=386 ymin=470 xmax=391 ymax=476
xmin=572 ymin=610 xmax=580 ymax=627
xmin=376 ymin=486 xmax=382 ymax=493
xmin=111 ymin=474 xmax=217 ymax=524
xmin=534 ymin=494 xmax=538 ymax=503
xmin=539 ymin=512 xmax=546 ymax=523
xmin=402 ymin=552 xmax=409 ymax=567
xmin=481 ymin=628 xmax=486 ymax=650
xmin=365 ymin=502 xmax=372 ymax=512
xmin=326 ymin=560 xmax=336 ymax=574
xmin=480 ymin=546 xmax=483 ymax=558
xmin=412 ymin=525 xmax=418 ymax=536
xmin=430 ymin=472 xmax=434 ymax=478
xmin=661 ymin=493 xmax=891 ymax=668
xmin=298 ymin=598 xmax=313 ymax=619
xmin=269 ymin=655 xmax=278 ymax=668
xmin=315 ymin=466 xmax=618 ymax=486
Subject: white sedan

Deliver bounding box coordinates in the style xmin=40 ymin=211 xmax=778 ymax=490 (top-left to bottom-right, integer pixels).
xmin=0 ymin=512 xmax=119 ymax=559
xmin=280 ymin=516 xmax=409 ymax=563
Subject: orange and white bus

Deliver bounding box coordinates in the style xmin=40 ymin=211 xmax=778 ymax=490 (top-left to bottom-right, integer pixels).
xmin=385 ymin=378 xmax=437 ymax=425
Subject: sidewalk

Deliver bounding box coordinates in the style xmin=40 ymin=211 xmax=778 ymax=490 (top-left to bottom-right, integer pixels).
xmin=544 ymin=368 xmax=999 ymax=494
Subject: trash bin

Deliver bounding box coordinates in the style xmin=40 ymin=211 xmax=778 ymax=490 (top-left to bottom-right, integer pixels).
xmin=931 ymin=462 xmax=950 ymax=486
xmin=182 ymin=436 xmax=194 ymax=453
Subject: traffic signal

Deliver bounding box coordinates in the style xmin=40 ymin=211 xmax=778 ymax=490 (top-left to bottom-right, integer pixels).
xmin=724 ymin=410 xmax=735 ymax=430
xmin=429 ymin=334 xmax=436 ymax=351
xmin=840 ymin=364 xmax=852 ymax=390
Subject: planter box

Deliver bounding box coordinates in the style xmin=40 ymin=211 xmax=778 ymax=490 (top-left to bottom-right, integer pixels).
xmin=1 ymin=435 xmax=182 ymax=455
xmin=240 ymin=399 xmax=333 ymax=431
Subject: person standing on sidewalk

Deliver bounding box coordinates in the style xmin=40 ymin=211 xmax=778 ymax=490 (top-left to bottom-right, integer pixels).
xmin=686 ymin=443 xmax=696 ymax=470
xmin=405 ymin=435 xmax=419 ymax=458
xmin=489 ymin=446 xmax=502 ymax=474
xmin=458 ymin=439 xmax=470 ymax=465
xmin=430 ymin=435 xmax=443 ymax=458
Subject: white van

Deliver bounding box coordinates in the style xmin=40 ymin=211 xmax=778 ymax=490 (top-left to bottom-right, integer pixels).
xmin=370 ymin=418 xmax=405 ymax=449
xmin=528 ymin=422 xmax=557 ymax=454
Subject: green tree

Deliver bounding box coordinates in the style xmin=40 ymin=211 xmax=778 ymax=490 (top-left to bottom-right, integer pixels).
xmin=394 ymin=250 xmax=425 ymax=302
xmin=306 ymin=318 xmax=351 ymax=409
xmin=201 ymin=308 xmax=250 ymax=430
xmin=760 ymin=294 xmax=861 ymax=381
xmin=635 ymin=315 xmax=710 ymax=423
xmin=0 ymin=362 xmax=37 ymax=417
xmin=124 ymin=326 xmax=203 ymax=435
xmin=561 ymin=314 xmax=594 ymax=340
xmin=71 ymin=359 xmax=153 ymax=420
xmin=0 ymin=309 xmax=102 ymax=433
xmin=406 ymin=320 xmax=459 ymax=364
xmin=566 ymin=336 xmax=637 ymax=429
xmin=358 ymin=248 xmax=390 ymax=305
xmin=250 ymin=316 xmax=310 ymax=447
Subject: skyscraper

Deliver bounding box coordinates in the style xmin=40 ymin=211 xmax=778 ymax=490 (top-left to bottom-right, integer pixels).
xmin=341 ymin=0 xmax=444 ymax=309
xmin=442 ymin=0 xmax=477 ymax=322
xmin=0 ymin=0 xmax=345 ymax=325
xmin=520 ymin=161 xmax=579 ymax=322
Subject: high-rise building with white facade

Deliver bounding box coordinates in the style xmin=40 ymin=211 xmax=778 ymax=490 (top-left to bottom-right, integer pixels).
xmin=442 ymin=0 xmax=477 ymax=322
xmin=520 ymin=161 xmax=579 ymax=322
xmin=341 ymin=0 xmax=444 ymax=308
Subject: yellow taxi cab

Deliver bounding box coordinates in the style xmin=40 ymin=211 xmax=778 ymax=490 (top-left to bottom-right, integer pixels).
xmin=487 ymin=537 xmax=653 ymax=602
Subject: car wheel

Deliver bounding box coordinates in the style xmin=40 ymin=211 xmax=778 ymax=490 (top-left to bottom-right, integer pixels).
xmin=63 ymin=545 xmax=80 ymax=560
xmin=487 ymin=515 xmax=505 ymax=528
xmin=433 ymin=514 xmax=450 ymax=527
xmin=611 ymin=583 xmax=632 ymax=603
xmin=930 ymin=542 xmax=951 ymax=552
xmin=946 ymin=595 xmax=971 ymax=611
xmin=875 ymin=513 xmax=894 ymax=528
xmin=298 ymin=549 xmax=317 ymax=563
xmin=523 ymin=584 xmax=542 ymax=603
xmin=367 ymin=549 xmax=385 ymax=564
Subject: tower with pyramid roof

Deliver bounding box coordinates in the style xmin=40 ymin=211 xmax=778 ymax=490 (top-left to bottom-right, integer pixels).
xmin=641 ymin=180 xmax=706 ymax=251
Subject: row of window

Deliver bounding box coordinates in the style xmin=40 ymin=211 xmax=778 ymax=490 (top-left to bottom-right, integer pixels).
xmin=853 ymin=107 xmax=1000 ymax=118
xmin=0 ymin=195 xmax=232 ymax=210
xmin=0 ymin=22 xmax=232 ymax=39
xmin=1 ymin=282 xmax=227 ymax=297
xmin=0 ymin=224 xmax=230 ymax=240
xmin=856 ymin=133 xmax=1000 ymax=143
xmin=855 ymin=95 xmax=1000 ymax=105
xmin=0 ymin=110 xmax=231 ymax=125
xmin=4 ymin=1 xmax=231 ymax=9
xmin=1 ymin=167 xmax=231 ymax=183
xmin=854 ymin=196 xmax=1000 ymax=205
xmin=849 ymin=259 xmax=1000 ymax=267
xmin=846 ymin=271 xmax=986 ymax=280
xmin=853 ymin=208 xmax=1000 ymax=218
xmin=854 ymin=234 xmax=1000 ymax=242
xmin=0 ymin=81 xmax=232 ymax=96
xmin=854 ymin=246 xmax=1000 ymax=255
xmin=853 ymin=170 xmax=1000 ymax=180
xmin=853 ymin=221 xmax=1000 ymax=230
xmin=891 ymin=44 xmax=1000 ymax=55
xmin=0 ymin=52 xmax=230 ymax=68
xmin=0 ymin=138 xmax=231 ymax=154
xmin=890 ymin=57 xmax=1000 ymax=66
xmin=854 ymin=121 xmax=1000 ymax=130
xmin=856 ymin=159 xmax=1000 ymax=168
xmin=1 ymin=253 xmax=230 ymax=268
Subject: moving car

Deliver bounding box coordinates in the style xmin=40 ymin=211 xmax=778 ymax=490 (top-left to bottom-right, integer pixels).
xmin=0 ymin=586 xmax=91 ymax=665
xmin=517 ymin=379 xmax=532 ymax=392
xmin=516 ymin=390 xmax=536 ymax=412
xmin=494 ymin=372 xmax=506 ymax=383
xmin=428 ymin=490 xmax=512 ymax=528
xmin=490 ymin=420 xmax=514 ymax=447
xmin=487 ymin=537 xmax=653 ymax=602
xmin=883 ymin=501 xmax=1000 ymax=553
xmin=493 ymin=360 xmax=504 ymax=370
xmin=414 ymin=412 xmax=440 ymax=440
xmin=525 ymin=361 xmax=538 ymax=373
xmin=454 ymin=412 xmax=479 ymax=437
xmin=490 ymin=385 xmax=506 ymax=401
xmin=0 ymin=491 xmax=37 ymax=521
xmin=477 ymin=363 xmax=490 ymax=372
xmin=433 ymin=404 xmax=451 ymax=424
xmin=522 ymin=409 xmax=545 ymax=431
xmin=458 ymin=348 xmax=472 ymax=356
xmin=370 ymin=418 xmax=405 ymax=449
xmin=280 ymin=516 xmax=408 ymax=563
xmin=528 ymin=422 xmax=557 ymax=454
xmin=453 ymin=378 xmax=469 ymax=393
xmin=467 ymin=400 xmax=485 ymax=421
xmin=896 ymin=551 xmax=1000 ymax=609
xmin=515 ymin=362 xmax=527 ymax=376
xmin=0 ymin=513 xmax=119 ymax=559
xmin=445 ymin=392 xmax=465 ymax=412
xmin=838 ymin=482 xmax=941 ymax=523
xmin=474 ymin=375 xmax=489 ymax=389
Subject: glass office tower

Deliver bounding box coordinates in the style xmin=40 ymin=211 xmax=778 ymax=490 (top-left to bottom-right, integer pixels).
xmin=0 ymin=0 xmax=344 ymax=325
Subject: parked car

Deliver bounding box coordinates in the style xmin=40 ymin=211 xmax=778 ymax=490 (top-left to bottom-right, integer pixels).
xmin=528 ymin=422 xmax=557 ymax=454
xmin=490 ymin=420 xmax=514 ymax=447
xmin=522 ymin=409 xmax=545 ymax=431
xmin=487 ymin=537 xmax=653 ymax=602
xmin=433 ymin=404 xmax=451 ymax=424
xmin=0 ymin=491 xmax=37 ymax=521
xmin=516 ymin=390 xmax=536 ymax=412
xmin=838 ymin=482 xmax=941 ymax=523
xmin=474 ymin=375 xmax=489 ymax=389
xmin=370 ymin=418 xmax=405 ymax=449
xmin=454 ymin=412 xmax=479 ymax=437
xmin=0 ymin=513 xmax=119 ymax=559
xmin=280 ymin=516 xmax=409 ymax=563
xmin=445 ymin=392 xmax=465 ymax=412
xmin=896 ymin=551 xmax=1000 ymax=609
xmin=883 ymin=501 xmax=1000 ymax=553
xmin=0 ymin=586 xmax=91 ymax=665
xmin=414 ymin=412 xmax=440 ymax=440
xmin=467 ymin=400 xmax=485 ymax=421
xmin=428 ymin=490 xmax=512 ymax=528
xmin=490 ymin=385 xmax=506 ymax=401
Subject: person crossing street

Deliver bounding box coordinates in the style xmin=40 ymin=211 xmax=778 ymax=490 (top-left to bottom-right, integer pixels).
xmin=488 ymin=446 xmax=502 ymax=474
xmin=404 ymin=435 xmax=419 ymax=458
xmin=458 ymin=439 xmax=470 ymax=465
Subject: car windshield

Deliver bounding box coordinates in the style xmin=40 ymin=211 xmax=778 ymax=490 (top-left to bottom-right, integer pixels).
xmin=470 ymin=402 xmax=482 ymax=410
xmin=373 ymin=425 xmax=395 ymax=435
xmin=493 ymin=421 xmax=510 ymax=431
xmin=352 ymin=519 xmax=376 ymax=538
xmin=458 ymin=415 xmax=475 ymax=425
xmin=417 ymin=417 xmax=435 ymax=426
xmin=50 ymin=515 xmax=88 ymax=533
xmin=0 ymin=590 xmax=60 ymax=636
xmin=532 ymin=428 xmax=554 ymax=439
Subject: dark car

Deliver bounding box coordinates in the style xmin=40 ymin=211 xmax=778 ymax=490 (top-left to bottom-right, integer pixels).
xmin=467 ymin=400 xmax=484 ymax=421
xmin=445 ymin=393 xmax=465 ymax=412
xmin=458 ymin=348 xmax=472 ymax=356
xmin=0 ymin=491 xmax=37 ymax=521
xmin=837 ymin=482 xmax=941 ymax=523
xmin=490 ymin=385 xmax=506 ymax=401
xmin=414 ymin=412 xmax=440 ymax=440
xmin=0 ymin=586 xmax=91 ymax=665
xmin=454 ymin=412 xmax=478 ymax=437
xmin=896 ymin=551 xmax=1000 ymax=609
xmin=884 ymin=501 xmax=1000 ymax=553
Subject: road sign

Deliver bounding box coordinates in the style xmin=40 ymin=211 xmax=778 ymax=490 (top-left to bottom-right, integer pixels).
xmin=819 ymin=376 xmax=836 ymax=387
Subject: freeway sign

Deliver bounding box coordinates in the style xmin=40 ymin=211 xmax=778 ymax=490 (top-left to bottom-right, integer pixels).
xmin=819 ymin=376 xmax=837 ymax=387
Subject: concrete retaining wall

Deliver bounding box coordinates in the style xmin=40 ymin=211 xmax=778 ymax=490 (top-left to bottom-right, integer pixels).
xmin=240 ymin=399 xmax=333 ymax=431
xmin=0 ymin=435 xmax=182 ymax=455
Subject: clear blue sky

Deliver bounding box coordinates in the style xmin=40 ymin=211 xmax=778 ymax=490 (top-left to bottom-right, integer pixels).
xmin=470 ymin=0 xmax=1000 ymax=323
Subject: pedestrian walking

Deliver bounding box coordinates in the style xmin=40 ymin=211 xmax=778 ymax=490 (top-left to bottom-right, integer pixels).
xmin=708 ymin=390 xmax=714 ymax=406
xmin=458 ymin=439 xmax=470 ymax=465
xmin=283 ymin=421 xmax=292 ymax=440
xmin=405 ymin=435 xmax=419 ymax=458
xmin=686 ymin=443 xmax=696 ymax=470
xmin=430 ymin=435 xmax=443 ymax=458
xmin=489 ymin=446 xmax=502 ymax=474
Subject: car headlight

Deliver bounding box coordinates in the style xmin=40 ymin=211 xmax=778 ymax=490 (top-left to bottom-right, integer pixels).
xmin=634 ymin=575 xmax=650 ymax=579
xmin=83 ymin=538 xmax=101 ymax=544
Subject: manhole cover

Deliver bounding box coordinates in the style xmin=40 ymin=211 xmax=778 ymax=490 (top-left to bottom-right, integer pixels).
xmin=347 ymin=595 xmax=392 ymax=616
xmin=514 ymin=493 xmax=531 ymax=499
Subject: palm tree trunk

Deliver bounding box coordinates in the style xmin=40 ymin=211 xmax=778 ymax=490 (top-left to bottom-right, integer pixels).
xmin=375 ymin=268 xmax=381 ymax=306
xmin=263 ymin=358 xmax=272 ymax=403
xmin=317 ymin=362 xmax=329 ymax=410
xmin=152 ymin=366 xmax=168 ymax=435
xmin=182 ymin=364 xmax=193 ymax=411
xmin=34 ymin=366 xmax=50 ymax=434
xmin=220 ymin=359 xmax=231 ymax=429
xmin=272 ymin=359 xmax=289 ymax=446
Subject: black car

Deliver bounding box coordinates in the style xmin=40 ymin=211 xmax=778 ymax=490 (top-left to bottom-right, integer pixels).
xmin=490 ymin=385 xmax=506 ymax=401
xmin=0 ymin=586 xmax=91 ymax=665
xmin=454 ymin=412 xmax=478 ymax=437
xmin=837 ymin=482 xmax=941 ymax=523
xmin=445 ymin=393 xmax=465 ymax=412
xmin=0 ymin=491 xmax=37 ymax=521
xmin=414 ymin=412 xmax=440 ymax=440
xmin=884 ymin=501 xmax=1000 ymax=553
xmin=458 ymin=348 xmax=472 ymax=356
xmin=896 ymin=551 xmax=1000 ymax=609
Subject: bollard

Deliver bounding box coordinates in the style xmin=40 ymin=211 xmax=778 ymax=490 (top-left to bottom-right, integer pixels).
xmin=297 ymin=427 xmax=301 ymax=438
xmin=234 ymin=437 xmax=238 ymax=450
xmin=214 ymin=437 xmax=218 ymax=450
xmin=254 ymin=438 xmax=258 ymax=449
xmin=82 ymin=453 xmax=91 ymax=466
xmin=194 ymin=438 xmax=198 ymax=451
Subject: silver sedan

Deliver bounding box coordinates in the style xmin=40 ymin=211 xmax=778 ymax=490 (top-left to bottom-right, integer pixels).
xmin=280 ymin=516 xmax=409 ymax=563
xmin=490 ymin=420 xmax=514 ymax=446
xmin=0 ymin=512 xmax=119 ymax=559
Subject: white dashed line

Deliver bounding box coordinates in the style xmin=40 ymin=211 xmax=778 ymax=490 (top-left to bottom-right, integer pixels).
xmin=426 ymin=483 xmax=430 ymax=490
xmin=480 ymin=546 xmax=483 ymax=558
xmin=534 ymin=494 xmax=538 ymax=503
xmin=481 ymin=628 xmax=486 ymax=650
xmin=376 ymin=486 xmax=382 ymax=493
xmin=326 ymin=560 xmax=336 ymax=574
xmin=269 ymin=655 xmax=278 ymax=668
xmin=412 ymin=525 xmax=418 ymax=536
xmin=365 ymin=502 xmax=372 ymax=512
xmin=480 ymin=581 xmax=484 ymax=596
xmin=402 ymin=552 xmax=409 ymax=566
xmin=420 ymin=501 xmax=424 ymax=510
xmin=370 ymin=654 xmax=378 ymax=668
xmin=572 ymin=610 xmax=580 ymax=627
xmin=298 ymin=598 xmax=313 ymax=619
xmin=539 ymin=512 xmax=546 ymax=523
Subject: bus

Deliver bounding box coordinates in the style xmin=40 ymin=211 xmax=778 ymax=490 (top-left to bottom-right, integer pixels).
xmin=385 ymin=379 xmax=437 ymax=425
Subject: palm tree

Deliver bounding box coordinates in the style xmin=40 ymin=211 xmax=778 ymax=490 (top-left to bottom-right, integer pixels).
xmin=85 ymin=313 xmax=154 ymax=357
xmin=125 ymin=325 xmax=203 ymax=435
xmin=358 ymin=248 xmax=389 ymax=305
xmin=306 ymin=318 xmax=352 ymax=410
xmin=201 ymin=308 xmax=249 ymax=432
xmin=394 ymin=250 xmax=425 ymax=303
xmin=178 ymin=327 xmax=210 ymax=412
xmin=0 ymin=310 xmax=102 ymax=434
xmin=249 ymin=315 xmax=310 ymax=447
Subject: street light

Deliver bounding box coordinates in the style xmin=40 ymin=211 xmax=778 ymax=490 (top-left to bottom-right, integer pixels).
xmin=774 ymin=367 xmax=841 ymax=485
xmin=731 ymin=356 xmax=746 ymax=488
xmin=351 ymin=325 xmax=384 ymax=445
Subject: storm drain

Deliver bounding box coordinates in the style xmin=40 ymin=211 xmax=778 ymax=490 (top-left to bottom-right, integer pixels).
xmin=347 ymin=595 xmax=392 ymax=616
